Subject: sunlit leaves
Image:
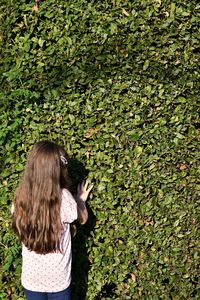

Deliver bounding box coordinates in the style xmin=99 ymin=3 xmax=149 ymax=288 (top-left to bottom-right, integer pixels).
xmin=0 ymin=0 xmax=199 ymax=299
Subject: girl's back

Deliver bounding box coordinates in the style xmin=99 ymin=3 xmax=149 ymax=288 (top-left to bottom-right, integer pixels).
xmin=21 ymin=188 xmax=77 ymax=293
xmin=12 ymin=141 xmax=92 ymax=299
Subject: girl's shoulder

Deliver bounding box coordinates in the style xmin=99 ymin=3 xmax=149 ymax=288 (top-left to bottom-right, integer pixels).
xmin=61 ymin=188 xmax=74 ymax=199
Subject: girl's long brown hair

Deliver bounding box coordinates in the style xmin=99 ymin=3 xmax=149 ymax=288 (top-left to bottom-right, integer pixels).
xmin=12 ymin=141 xmax=70 ymax=254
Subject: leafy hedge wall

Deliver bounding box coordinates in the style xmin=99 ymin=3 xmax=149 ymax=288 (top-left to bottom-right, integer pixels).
xmin=0 ymin=0 xmax=199 ymax=299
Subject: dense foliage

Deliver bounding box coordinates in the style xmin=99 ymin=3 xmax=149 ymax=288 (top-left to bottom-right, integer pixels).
xmin=0 ymin=0 xmax=199 ymax=299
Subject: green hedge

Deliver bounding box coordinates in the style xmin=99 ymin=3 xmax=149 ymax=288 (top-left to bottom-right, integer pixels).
xmin=0 ymin=0 xmax=199 ymax=299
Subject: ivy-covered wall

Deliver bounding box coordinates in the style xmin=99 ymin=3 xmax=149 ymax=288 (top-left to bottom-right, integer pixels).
xmin=0 ymin=0 xmax=199 ymax=299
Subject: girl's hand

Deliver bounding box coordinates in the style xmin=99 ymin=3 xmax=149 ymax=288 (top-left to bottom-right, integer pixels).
xmin=76 ymin=180 xmax=93 ymax=202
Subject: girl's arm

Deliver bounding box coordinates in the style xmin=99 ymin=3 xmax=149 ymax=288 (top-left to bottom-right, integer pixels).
xmin=75 ymin=181 xmax=93 ymax=225
xmin=75 ymin=198 xmax=88 ymax=225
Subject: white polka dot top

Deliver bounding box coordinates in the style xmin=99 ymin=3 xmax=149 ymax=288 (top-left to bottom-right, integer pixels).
xmin=21 ymin=189 xmax=77 ymax=292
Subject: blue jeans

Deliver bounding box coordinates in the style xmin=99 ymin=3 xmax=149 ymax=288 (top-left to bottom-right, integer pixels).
xmin=24 ymin=286 xmax=71 ymax=300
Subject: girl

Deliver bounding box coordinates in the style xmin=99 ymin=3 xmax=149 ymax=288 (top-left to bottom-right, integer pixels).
xmin=11 ymin=140 xmax=93 ymax=300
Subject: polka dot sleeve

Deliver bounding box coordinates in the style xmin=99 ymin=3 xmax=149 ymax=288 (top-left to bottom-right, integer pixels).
xmin=61 ymin=189 xmax=78 ymax=223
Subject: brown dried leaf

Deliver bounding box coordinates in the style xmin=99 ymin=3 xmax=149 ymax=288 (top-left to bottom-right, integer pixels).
xmin=131 ymin=273 xmax=137 ymax=282
xmin=122 ymin=8 xmax=130 ymax=17
xmin=124 ymin=283 xmax=130 ymax=289
xmin=163 ymin=11 xmax=169 ymax=17
xmin=32 ymin=4 xmax=39 ymax=11
xmin=146 ymin=218 xmax=155 ymax=226
xmin=140 ymin=251 xmax=145 ymax=259
xmin=164 ymin=256 xmax=169 ymax=262
xmin=178 ymin=163 xmax=187 ymax=171
xmin=84 ymin=128 xmax=100 ymax=138
xmin=86 ymin=150 xmax=90 ymax=159
xmin=88 ymin=255 xmax=93 ymax=263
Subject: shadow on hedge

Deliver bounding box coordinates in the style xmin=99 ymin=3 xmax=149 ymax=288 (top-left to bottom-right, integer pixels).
xmin=68 ymin=158 xmax=96 ymax=300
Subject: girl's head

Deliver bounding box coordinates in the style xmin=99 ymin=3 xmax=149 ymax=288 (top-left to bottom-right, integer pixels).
xmin=24 ymin=140 xmax=70 ymax=190
xmin=12 ymin=141 xmax=70 ymax=254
